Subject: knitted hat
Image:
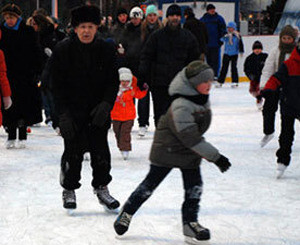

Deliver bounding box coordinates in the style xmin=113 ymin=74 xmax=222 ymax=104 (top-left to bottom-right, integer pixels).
xmin=118 ymin=67 xmax=133 ymax=84
xmin=1 ymin=3 xmax=22 ymax=17
xmin=129 ymin=6 xmax=144 ymax=19
xmin=184 ymin=7 xmax=194 ymax=18
xmin=252 ymin=40 xmax=263 ymax=50
xmin=280 ymin=25 xmax=297 ymax=40
xmin=185 ymin=61 xmax=214 ymax=88
xmin=206 ymin=4 xmax=216 ymax=11
xmin=227 ymin=21 xmax=236 ymax=30
xmin=117 ymin=8 xmax=127 ymax=17
xmin=166 ymin=4 xmax=181 ymax=17
xmin=71 ymin=5 xmax=101 ymax=27
xmin=146 ymin=5 xmax=158 ymax=17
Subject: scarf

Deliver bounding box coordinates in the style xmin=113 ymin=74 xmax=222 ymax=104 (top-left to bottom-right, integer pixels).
xmin=171 ymin=94 xmax=209 ymax=106
xmin=226 ymin=31 xmax=240 ymax=45
xmin=278 ymin=42 xmax=295 ymax=66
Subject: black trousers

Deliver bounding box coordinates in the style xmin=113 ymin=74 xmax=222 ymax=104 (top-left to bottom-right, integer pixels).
xmin=60 ymin=124 xmax=112 ymax=190
xmin=137 ymin=90 xmax=150 ymax=127
xmin=218 ymin=54 xmax=239 ymax=84
xmin=206 ymin=47 xmax=220 ymax=78
xmin=276 ymin=114 xmax=296 ymax=166
xmin=7 ymin=119 xmax=27 ymax=140
xmin=123 ymin=164 xmax=203 ymax=223
xmin=151 ymin=87 xmax=173 ymax=127
xmin=262 ymin=90 xmax=280 ymax=135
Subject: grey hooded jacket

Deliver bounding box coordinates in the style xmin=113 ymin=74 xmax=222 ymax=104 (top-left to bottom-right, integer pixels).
xmin=149 ymin=68 xmax=220 ymax=169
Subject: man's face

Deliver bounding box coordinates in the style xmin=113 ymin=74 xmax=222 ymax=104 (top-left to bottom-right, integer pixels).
xmin=75 ymin=22 xmax=98 ymax=44
xmin=146 ymin=13 xmax=158 ymax=24
xmin=167 ymin=14 xmax=181 ymax=28
xmin=118 ymin=13 xmax=127 ymax=24
xmin=130 ymin=17 xmax=142 ymax=26
xmin=4 ymin=14 xmax=18 ymax=28
xmin=207 ymin=9 xmax=216 ymax=15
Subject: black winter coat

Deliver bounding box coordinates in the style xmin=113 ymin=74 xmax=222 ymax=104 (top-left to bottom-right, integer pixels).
xmin=0 ymin=20 xmax=43 ymax=126
xmin=244 ymin=52 xmax=268 ymax=82
xmin=183 ymin=15 xmax=208 ymax=54
xmin=51 ymin=35 xmax=119 ymax=129
xmin=139 ymin=25 xmax=200 ymax=87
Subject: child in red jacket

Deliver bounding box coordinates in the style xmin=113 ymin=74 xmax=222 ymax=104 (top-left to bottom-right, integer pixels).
xmin=263 ymin=39 xmax=300 ymax=179
xmin=111 ymin=68 xmax=147 ymax=160
xmin=0 ymin=49 xmax=12 ymax=128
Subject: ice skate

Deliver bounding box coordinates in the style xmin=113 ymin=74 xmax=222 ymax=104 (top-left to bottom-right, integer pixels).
xmin=138 ymin=126 xmax=147 ymax=137
xmin=256 ymin=99 xmax=263 ymax=110
xmin=121 ymin=151 xmax=129 ymax=160
xmin=231 ymin=83 xmax=238 ymax=88
xmin=17 ymin=140 xmax=26 ymax=149
xmin=215 ymin=82 xmax=222 ymax=88
xmin=5 ymin=139 xmax=16 ymax=149
xmin=62 ymin=189 xmax=76 ymax=209
xmin=260 ymin=133 xmax=274 ymax=147
xmin=276 ymin=163 xmax=287 ymax=179
xmin=94 ymin=186 xmax=120 ymax=210
xmin=183 ymin=222 xmax=210 ymax=245
xmin=114 ymin=210 xmax=132 ymax=235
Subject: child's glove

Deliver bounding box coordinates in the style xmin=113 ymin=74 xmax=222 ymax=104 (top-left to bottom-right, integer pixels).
xmin=214 ymin=155 xmax=231 ymax=173
xmin=90 ymin=101 xmax=112 ymax=128
xmin=3 ymin=96 xmax=12 ymax=110
xmin=59 ymin=113 xmax=77 ymax=140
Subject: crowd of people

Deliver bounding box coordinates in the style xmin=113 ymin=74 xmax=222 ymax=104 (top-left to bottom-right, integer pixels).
xmin=0 ymin=2 xmax=299 ymax=244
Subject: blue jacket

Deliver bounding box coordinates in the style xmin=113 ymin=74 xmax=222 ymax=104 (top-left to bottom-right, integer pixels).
xmin=200 ymin=13 xmax=226 ymax=48
xmin=221 ymin=32 xmax=244 ymax=56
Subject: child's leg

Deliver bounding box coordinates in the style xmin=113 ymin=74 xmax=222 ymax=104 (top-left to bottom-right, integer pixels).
xmin=180 ymin=167 xmax=203 ymax=224
xmin=230 ymin=55 xmax=239 ymax=84
xmin=7 ymin=124 xmax=17 ymax=140
xmin=119 ymin=120 xmax=134 ymax=151
xmin=112 ymin=121 xmax=122 ymax=150
xmin=276 ymin=114 xmax=295 ymax=166
xmin=122 ymin=164 xmax=172 ymax=215
xmin=218 ymin=54 xmax=230 ymax=84
xmin=18 ymin=126 xmax=27 ymax=140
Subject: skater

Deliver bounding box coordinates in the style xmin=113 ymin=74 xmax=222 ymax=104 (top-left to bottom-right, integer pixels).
xmin=51 ymin=5 xmax=120 ymax=211
xmin=263 ymin=39 xmax=300 ymax=178
xmin=114 ymin=61 xmax=231 ymax=243
xmin=111 ymin=67 xmax=147 ymax=160
xmin=260 ymin=25 xmax=297 ymax=147
xmin=217 ymin=21 xmax=244 ymax=88
xmin=244 ymin=40 xmax=268 ymax=109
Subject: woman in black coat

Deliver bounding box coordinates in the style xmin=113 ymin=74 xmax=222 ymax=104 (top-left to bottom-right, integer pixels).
xmin=0 ymin=4 xmax=43 ymax=148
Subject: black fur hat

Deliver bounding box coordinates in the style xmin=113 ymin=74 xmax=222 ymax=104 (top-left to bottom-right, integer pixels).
xmin=71 ymin=5 xmax=101 ymax=27
xmin=1 ymin=3 xmax=22 ymax=17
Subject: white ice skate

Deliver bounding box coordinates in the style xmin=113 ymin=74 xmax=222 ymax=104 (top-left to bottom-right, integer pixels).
xmin=276 ymin=163 xmax=287 ymax=179
xmin=121 ymin=151 xmax=129 ymax=160
xmin=231 ymin=83 xmax=238 ymax=88
xmin=138 ymin=126 xmax=148 ymax=137
xmin=17 ymin=140 xmax=26 ymax=149
xmin=5 ymin=139 xmax=16 ymax=149
xmin=260 ymin=133 xmax=274 ymax=148
xmin=215 ymin=82 xmax=222 ymax=88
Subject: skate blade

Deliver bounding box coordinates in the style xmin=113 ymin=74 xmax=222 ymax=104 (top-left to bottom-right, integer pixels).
xmin=103 ymin=205 xmax=119 ymax=214
xmin=184 ymin=236 xmax=210 ymax=245
xmin=66 ymin=209 xmax=75 ymax=216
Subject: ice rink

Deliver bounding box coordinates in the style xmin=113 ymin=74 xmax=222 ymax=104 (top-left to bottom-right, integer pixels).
xmin=1 ymin=82 xmax=299 ymax=245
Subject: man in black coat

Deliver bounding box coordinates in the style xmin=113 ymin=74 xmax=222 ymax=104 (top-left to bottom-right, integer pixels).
xmin=51 ymin=5 xmax=120 ymax=211
xmin=138 ymin=4 xmax=200 ymax=126
xmin=183 ymin=7 xmax=208 ymax=61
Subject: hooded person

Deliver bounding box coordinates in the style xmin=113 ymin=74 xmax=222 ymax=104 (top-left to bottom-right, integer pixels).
xmin=50 ymin=5 xmax=120 ymax=212
xmin=114 ymin=61 xmax=231 ymax=243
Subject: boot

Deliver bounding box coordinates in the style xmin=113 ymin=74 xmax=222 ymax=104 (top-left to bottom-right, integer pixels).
xmin=94 ymin=186 xmax=120 ymax=210
xmin=62 ymin=189 xmax=76 ymax=209
xmin=183 ymin=222 xmax=210 ymax=244
xmin=114 ymin=210 xmax=133 ymax=235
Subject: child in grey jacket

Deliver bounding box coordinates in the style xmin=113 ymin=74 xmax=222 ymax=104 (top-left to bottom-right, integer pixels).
xmin=114 ymin=60 xmax=231 ymax=243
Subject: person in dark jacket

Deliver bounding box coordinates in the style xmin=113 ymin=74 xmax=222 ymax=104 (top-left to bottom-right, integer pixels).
xmin=138 ymin=4 xmax=200 ymax=126
xmin=263 ymin=40 xmax=300 ymax=179
xmin=183 ymin=7 xmax=208 ymax=61
xmin=244 ymin=40 xmax=268 ymax=109
xmin=51 ymin=5 xmax=120 ymax=211
xmin=137 ymin=4 xmax=163 ymax=136
xmin=0 ymin=3 xmax=43 ymax=149
xmin=111 ymin=8 xmax=128 ymax=45
xmin=114 ymin=61 xmax=231 ymax=243
xmin=200 ymin=4 xmax=226 ymax=79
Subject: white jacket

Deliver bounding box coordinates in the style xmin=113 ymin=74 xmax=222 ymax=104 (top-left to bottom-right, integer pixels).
xmin=260 ymin=46 xmax=291 ymax=89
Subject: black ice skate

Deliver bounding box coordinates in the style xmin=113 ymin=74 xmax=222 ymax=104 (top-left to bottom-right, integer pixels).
xmin=183 ymin=222 xmax=210 ymax=244
xmin=62 ymin=189 xmax=76 ymax=209
xmin=114 ymin=210 xmax=132 ymax=235
xmin=94 ymin=186 xmax=120 ymax=210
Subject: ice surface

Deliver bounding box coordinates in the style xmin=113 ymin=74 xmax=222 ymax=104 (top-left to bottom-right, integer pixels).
xmin=0 ymin=83 xmax=299 ymax=245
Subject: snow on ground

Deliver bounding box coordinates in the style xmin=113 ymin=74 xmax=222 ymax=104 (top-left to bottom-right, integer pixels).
xmin=0 ymin=82 xmax=299 ymax=245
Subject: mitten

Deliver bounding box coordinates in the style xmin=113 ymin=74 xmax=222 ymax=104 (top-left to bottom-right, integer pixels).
xmin=90 ymin=101 xmax=112 ymax=128
xmin=214 ymin=155 xmax=231 ymax=173
xmin=3 ymin=96 xmax=12 ymax=110
xmin=137 ymin=80 xmax=149 ymax=91
xmin=59 ymin=113 xmax=77 ymax=140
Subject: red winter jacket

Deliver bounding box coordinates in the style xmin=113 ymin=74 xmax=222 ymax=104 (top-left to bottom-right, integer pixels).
xmin=264 ymin=48 xmax=300 ymax=118
xmin=0 ymin=49 xmax=11 ymax=126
